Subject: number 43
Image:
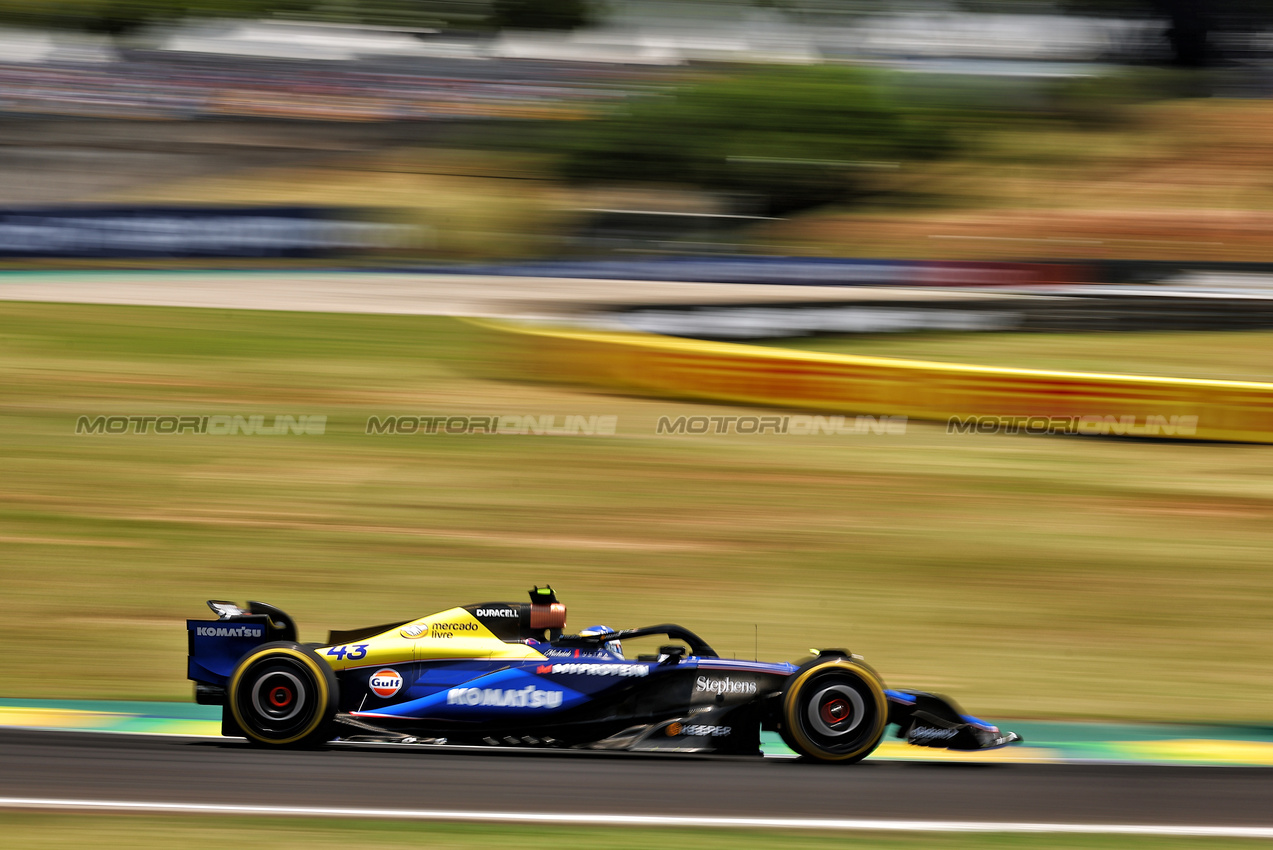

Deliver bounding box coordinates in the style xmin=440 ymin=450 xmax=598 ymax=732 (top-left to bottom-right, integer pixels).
xmin=326 ymin=644 xmax=368 ymax=661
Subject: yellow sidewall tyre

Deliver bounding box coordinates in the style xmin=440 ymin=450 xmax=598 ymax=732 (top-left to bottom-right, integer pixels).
xmin=779 ymin=659 xmax=888 ymax=764
xmin=228 ymin=642 xmax=338 ymax=748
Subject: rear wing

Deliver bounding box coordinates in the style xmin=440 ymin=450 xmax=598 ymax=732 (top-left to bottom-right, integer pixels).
xmin=187 ymin=600 xmax=298 ymax=690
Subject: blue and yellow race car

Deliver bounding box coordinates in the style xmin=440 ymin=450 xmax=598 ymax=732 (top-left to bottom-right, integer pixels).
xmin=187 ymin=586 xmax=1020 ymax=763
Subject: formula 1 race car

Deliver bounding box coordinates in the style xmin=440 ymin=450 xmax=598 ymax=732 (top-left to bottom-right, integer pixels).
xmin=187 ymin=587 xmax=1021 ymax=762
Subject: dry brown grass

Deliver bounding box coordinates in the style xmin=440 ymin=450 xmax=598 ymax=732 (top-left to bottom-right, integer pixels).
xmin=3 ymin=302 xmax=1273 ymax=723
xmin=755 ymin=100 xmax=1273 ymax=261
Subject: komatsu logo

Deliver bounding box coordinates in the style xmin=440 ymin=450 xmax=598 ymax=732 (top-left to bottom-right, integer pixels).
xmin=194 ymin=625 xmax=263 ymax=638
xmin=695 ymin=676 xmax=757 ymax=695
xmin=537 ymin=663 xmax=648 ymax=677
xmin=447 ymin=686 xmax=563 ymax=709
xmin=475 ymin=608 xmax=518 ymax=618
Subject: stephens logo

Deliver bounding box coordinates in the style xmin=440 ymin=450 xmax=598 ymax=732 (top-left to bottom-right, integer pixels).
xmin=400 ymin=624 xmax=426 ymax=638
xmin=369 ymin=669 xmax=403 ymax=698
xmin=536 ymin=663 xmax=648 ymax=677
xmin=194 ymin=625 xmax=263 ymax=638
xmin=695 ymin=676 xmax=758 ymax=695
xmin=446 ymin=686 xmax=563 ymax=709
xmin=475 ymin=608 xmax=519 ymax=619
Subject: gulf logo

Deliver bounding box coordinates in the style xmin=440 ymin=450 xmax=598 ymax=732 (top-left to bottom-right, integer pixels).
xmin=369 ymin=668 xmax=403 ymax=699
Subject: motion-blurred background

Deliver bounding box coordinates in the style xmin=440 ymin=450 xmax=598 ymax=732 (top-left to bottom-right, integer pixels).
xmin=4 ymin=0 xmax=1273 ymax=732
xmin=4 ymin=0 xmax=1273 ymax=261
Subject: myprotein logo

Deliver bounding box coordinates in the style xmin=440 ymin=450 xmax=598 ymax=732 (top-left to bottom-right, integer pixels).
xmin=194 ymin=625 xmax=263 ymax=638
xmin=369 ymin=669 xmax=403 ymax=698
xmin=446 ymin=686 xmax=563 ymax=709
xmin=695 ymin=676 xmax=757 ymax=695
xmin=536 ymin=663 xmax=648 ymax=677
xmin=475 ymin=608 xmax=518 ymax=619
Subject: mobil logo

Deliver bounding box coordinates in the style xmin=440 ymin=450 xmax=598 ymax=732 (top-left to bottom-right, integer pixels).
xmin=369 ymin=668 xmax=403 ymax=698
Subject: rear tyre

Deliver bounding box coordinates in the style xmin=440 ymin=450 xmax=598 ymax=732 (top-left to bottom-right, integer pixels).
xmin=228 ymin=642 xmax=338 ymax=748
xmin=779 ymin=658 xmax=887 ymax=763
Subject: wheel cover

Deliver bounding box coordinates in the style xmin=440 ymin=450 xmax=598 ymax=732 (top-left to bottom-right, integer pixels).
xmin=809 ymin=686 xmax=864 ymax=736
xmin=251 ymin=670 xmax=306 ymax=722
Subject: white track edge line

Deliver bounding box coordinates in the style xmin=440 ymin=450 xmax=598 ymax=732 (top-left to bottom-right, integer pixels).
xmin=3 ymin=722 xmax=1266 ymax=767
xmin=2 ymin=798 xmax=1273 ymax=837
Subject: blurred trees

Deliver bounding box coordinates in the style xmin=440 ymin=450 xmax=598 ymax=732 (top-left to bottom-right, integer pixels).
xmin=0 ymin=0 xmax=595 ymax=33
xmin=554 ymin=66 xmax=955 ymax=217
xmin=491 ymin=0 xmax=593 ymax=30
xmin=0 ymin=0 xmax=314 ymax=34
xmin=3 ymin=0 xmax=1264 ymax=56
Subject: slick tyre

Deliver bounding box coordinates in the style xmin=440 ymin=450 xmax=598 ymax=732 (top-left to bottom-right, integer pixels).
xmin=779 ymin=658 xmax=887 ymax=764
xmin=228 ymin=642 xmax=338 ymax=748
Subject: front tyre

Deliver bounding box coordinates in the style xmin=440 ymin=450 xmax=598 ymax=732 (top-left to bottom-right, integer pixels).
xmin=779 ymin=658 xmax=887 ymax=763
xmin=228 ymin=642 xmax=338 ymax=747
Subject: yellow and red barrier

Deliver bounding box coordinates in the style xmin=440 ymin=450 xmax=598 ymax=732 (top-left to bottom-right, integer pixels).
xmin=472 ymin=320 xmax=1273 ymax=443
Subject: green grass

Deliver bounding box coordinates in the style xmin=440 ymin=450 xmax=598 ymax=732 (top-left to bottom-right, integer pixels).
xmin=3 ymin=303 xmax=1273 ymax=724
xmin=759 ymin=330 xmax=1273 ymax=382
xmin=0 ymin=815 xmax=1264 ymax=850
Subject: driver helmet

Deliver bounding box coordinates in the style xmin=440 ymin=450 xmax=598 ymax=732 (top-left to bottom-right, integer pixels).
xmin=580 ymin=624 xmax=623 ymax=659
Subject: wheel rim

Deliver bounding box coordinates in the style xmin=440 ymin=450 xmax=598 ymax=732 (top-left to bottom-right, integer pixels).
xmin=251 ymin=670 xmax=306 ymax=722
xmin=807 ymin=685 xmax=865 ymax=737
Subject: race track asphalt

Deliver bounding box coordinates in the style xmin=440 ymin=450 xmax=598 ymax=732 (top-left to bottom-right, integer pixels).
xmin=3 ymin=728 xmax=1272 ymax=827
